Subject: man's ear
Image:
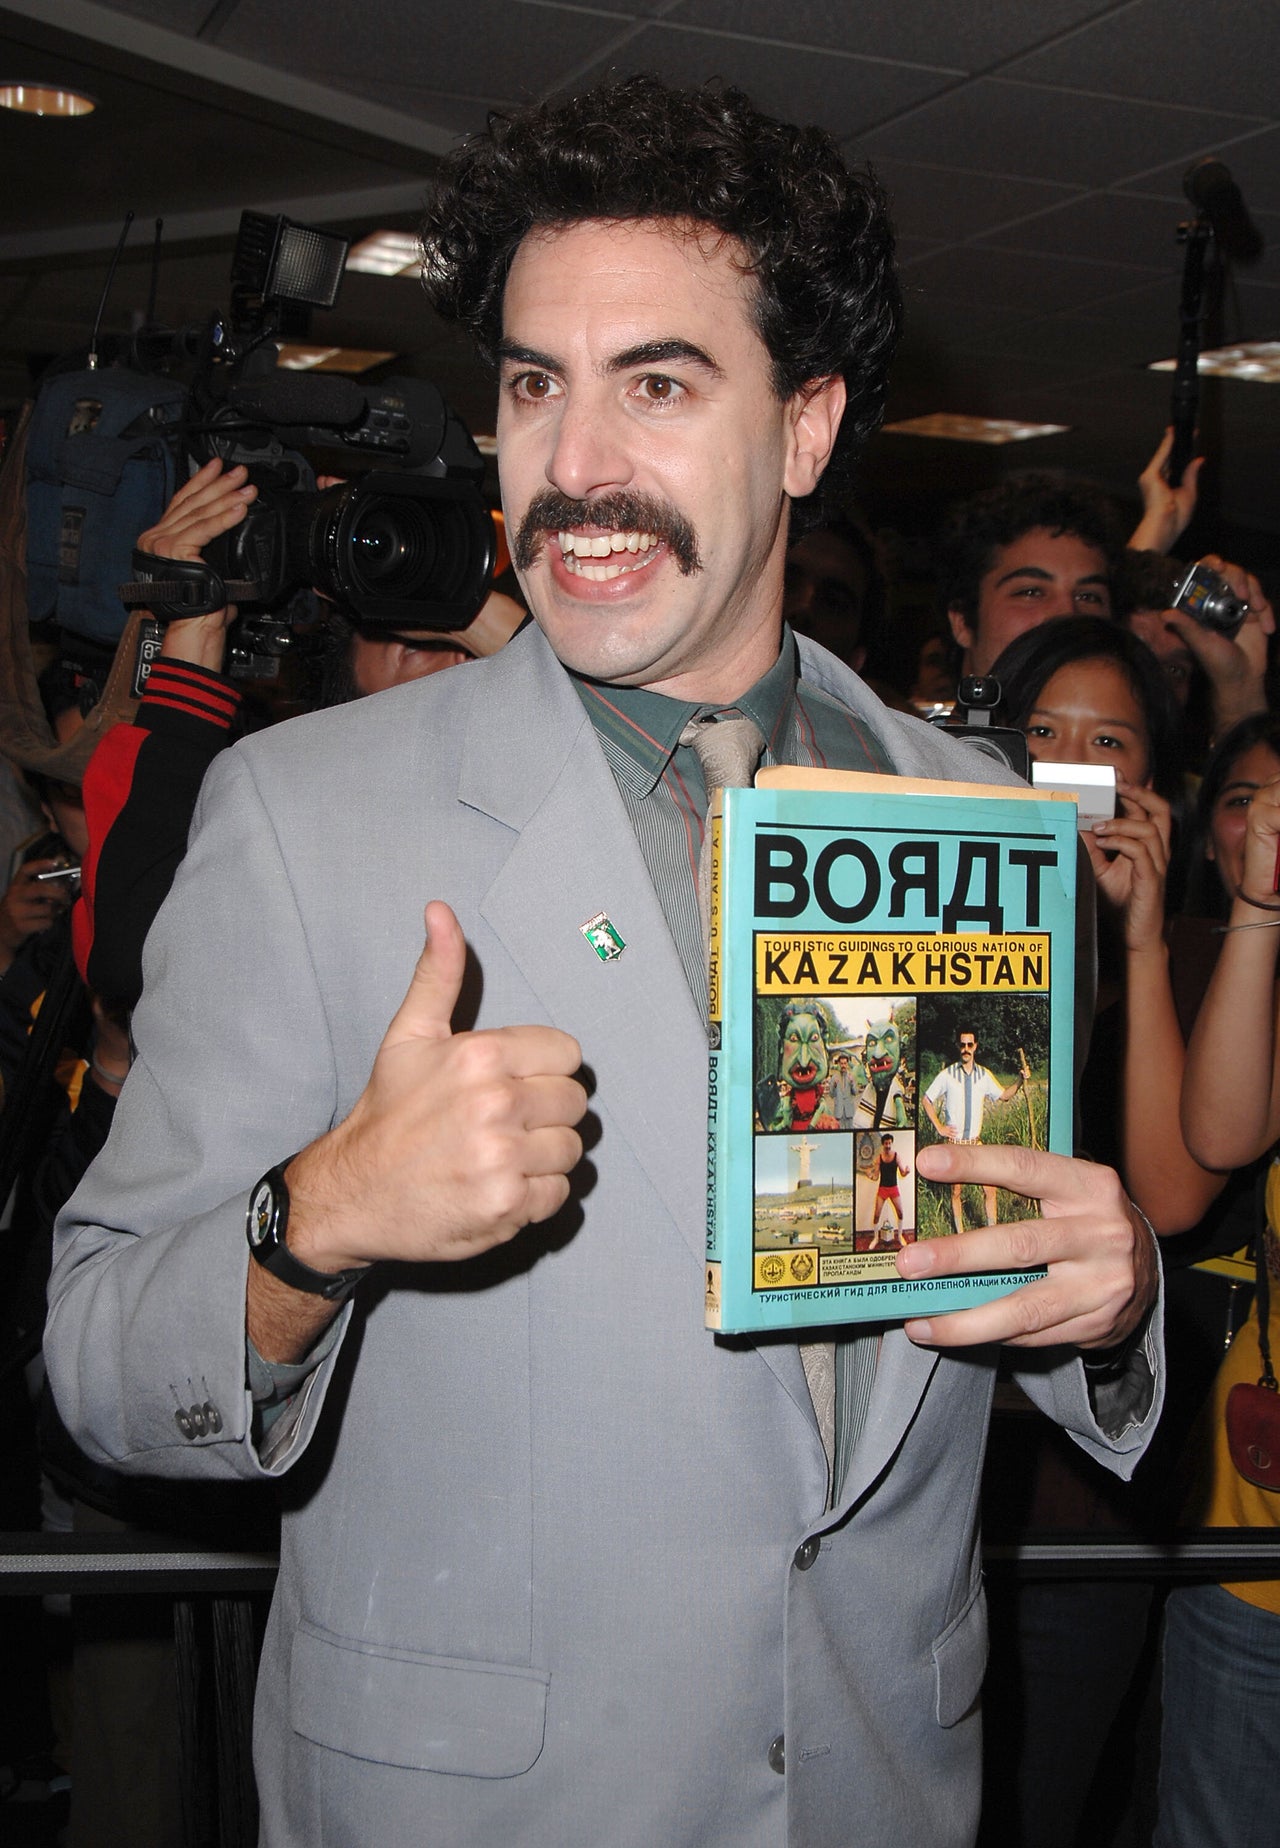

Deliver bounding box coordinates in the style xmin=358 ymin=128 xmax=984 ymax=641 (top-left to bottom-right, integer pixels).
xmin=946 ymin=603 xmax=975 ymax=653
xmin=784 ymin=376 xmax=846 ymax=500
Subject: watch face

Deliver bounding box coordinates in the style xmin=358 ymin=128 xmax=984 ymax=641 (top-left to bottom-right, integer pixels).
xmin=249 ymin=1179 xmax=275 ymax=1249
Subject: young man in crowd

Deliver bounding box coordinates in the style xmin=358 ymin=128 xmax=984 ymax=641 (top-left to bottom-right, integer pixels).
xmin=941 ymin=472 xmax=1126 ymax=679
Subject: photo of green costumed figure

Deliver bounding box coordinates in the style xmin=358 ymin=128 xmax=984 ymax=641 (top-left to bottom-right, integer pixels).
xmin=754 ymin=1000 xmax=843 ymax=1132
xmin=754 ymin=996 xmax=916 ymax=1136
xmin=916 ymin=996 xmax=1048 ymax=1239
xmin=851 ymin=1005 xmax=911 ymax=1131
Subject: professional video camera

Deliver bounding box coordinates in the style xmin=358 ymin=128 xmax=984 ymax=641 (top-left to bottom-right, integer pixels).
xmin=121 ymin=211 xmax=495 ymax=665
xmin=932 ymin=675 xmax=1030 ymax=781
xmin=33 ymin=210 xmax=494 ymax=676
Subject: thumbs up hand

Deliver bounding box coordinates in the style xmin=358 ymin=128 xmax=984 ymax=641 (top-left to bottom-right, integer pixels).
xmin=283 ymin=901 xmax=587 ymax=1274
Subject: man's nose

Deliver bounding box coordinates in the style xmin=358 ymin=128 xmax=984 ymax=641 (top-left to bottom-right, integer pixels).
xmin=545 ymin=393 xmax=634 ymax=501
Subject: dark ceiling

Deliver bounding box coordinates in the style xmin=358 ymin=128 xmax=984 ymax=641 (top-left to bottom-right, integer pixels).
xmin=1 ymin=0 xmax=1277 ymax=541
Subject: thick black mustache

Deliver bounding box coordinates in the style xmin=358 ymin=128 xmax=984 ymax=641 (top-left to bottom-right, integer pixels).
xmin=512 ymin=490 xmax=702 ymax=576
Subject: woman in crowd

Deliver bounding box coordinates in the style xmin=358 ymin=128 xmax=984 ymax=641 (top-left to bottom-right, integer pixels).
xmin=977 ymin=617 xmax=1229 ymax=1848
xmin=1155 ymin=711 xmax=1280 ymax=1848
xmin=992 ymin=615 xmax=1221 ymax=1229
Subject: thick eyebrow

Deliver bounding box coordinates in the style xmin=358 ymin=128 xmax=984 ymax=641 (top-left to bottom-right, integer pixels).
xmin=1220 ymin=778 xmax=1263 ymax=796
xmin=608 ymin=338 xmax=724 ymax=378
xmin=993 ymin=564 xmax=1110 ymax=591
xmin=495 ymin=336 xmax=724 ymax=380
xmin=496 ymin=340 xmax=560 ymax=372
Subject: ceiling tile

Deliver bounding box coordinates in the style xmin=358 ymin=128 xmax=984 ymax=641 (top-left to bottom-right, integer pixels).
xmin=1004 ymin=0 xmax=1280 ymax=119
xmin=974 ymin=192 xmax=1197 ymax=270
xmin=86 ymin=0 xmax=212 ymax=31
xmin=901 ymin=245 xmax=1158 ymax=318
xmin=869 ymin=158 xmax=1078 ymax=243
xmin=0 ymin=64 xmax=418 ymax=236
xmin=216 ymin=0 xmax=633 ymax=108
xmin=665 ymin=0 xmax=1111 ymax=73
xmin=860 ymin=79 xmax=1263 ymax=189
xmin=571 ymin=25 xmax=953 ymax=139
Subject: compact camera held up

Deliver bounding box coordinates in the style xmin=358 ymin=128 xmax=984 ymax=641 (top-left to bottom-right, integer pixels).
xmin=1170 ymin=559 xmax=1249 ymax=638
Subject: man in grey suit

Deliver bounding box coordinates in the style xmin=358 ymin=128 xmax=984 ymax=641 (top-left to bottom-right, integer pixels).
xmin=46 ymin=76 xmax=1159 ymax=1847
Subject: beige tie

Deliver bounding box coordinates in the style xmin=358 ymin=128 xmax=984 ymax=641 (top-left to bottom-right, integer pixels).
xmin=679 ymin=710 xmax=766 ymax=945
xmin=680 ymin=709 xmax=837 ymax=1474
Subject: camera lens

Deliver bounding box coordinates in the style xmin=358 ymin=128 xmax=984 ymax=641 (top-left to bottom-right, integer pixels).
xmin=298 ymin=474 xmax=494 ymax=627
xmin=348 ymin=501 xmax=436 ymax=590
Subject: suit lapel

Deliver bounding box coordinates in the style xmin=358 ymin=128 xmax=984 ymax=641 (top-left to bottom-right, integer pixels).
xmin=459 ymin=629 xmax=707 ymax=1262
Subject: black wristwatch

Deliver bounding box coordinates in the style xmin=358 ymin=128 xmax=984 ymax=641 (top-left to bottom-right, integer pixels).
xmin=246 ymin=1163 xmax=367 ymax=1303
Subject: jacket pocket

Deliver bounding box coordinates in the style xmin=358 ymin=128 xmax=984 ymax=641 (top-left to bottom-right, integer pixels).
xmin=290 ymin=1620 xmax=549 ymax=1777
xmin=931 ymin=1577 xmax=987 ymax=1728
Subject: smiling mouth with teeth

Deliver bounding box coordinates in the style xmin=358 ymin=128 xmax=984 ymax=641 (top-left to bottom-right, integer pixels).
xmin=513 ymin=490 xmax=701 ymax=575
xmin=556 ymin=530 xmax=662 ymax=582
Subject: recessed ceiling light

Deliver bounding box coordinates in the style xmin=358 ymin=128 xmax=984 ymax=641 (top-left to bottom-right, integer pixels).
xmin=346 ymin=232 xmax=420 ymax=277
xmin=1148 ymin=341 xmax=1280 ymax=383
xmin=0 ymin=83 xmax=95 ymax=117
xmin=276 ymin=344 xmax=398 ymax=373
xmin=882 ymin=414 xmax=1070 ymax=444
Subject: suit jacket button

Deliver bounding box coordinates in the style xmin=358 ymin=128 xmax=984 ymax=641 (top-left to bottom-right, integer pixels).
xmin=174 ymin=1409 xmax=194 ymax=1439
xmin=203 ymin=1402 xmax=222 ymax=1434
xmin=768 ymin=1734 xmax=786 ymax=1775
xmin=794 ymin=1538 xmax=820 ymax=1571
xmin=188 ymin=1404 xmax=208 ymax=1437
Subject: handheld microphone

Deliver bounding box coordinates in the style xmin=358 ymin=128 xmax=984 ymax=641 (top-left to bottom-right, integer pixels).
xmin=1183 ymin=157 xmax=1264 ymax=265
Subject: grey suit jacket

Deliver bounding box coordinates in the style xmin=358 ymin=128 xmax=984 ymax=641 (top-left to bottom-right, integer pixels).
xmin=46 ymin=626 xmax=1160 ymax=1848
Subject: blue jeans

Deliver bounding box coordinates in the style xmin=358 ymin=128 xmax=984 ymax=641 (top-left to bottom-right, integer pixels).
xmin=1156 ymin=1581 xmax=1280 ymax=1848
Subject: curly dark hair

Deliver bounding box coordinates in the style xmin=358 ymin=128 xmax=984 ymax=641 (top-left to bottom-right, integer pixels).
xmin=938 ymin=473 xmax=1127 ymax=628
xmin=421 ymin=75 xmax=901 ymax=481
xmin=1115 ymin=547 xmax=1182 ymax=620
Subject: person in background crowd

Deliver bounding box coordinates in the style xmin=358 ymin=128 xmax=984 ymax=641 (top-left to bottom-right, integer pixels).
xmin=940 ymin=473 xmax=1126 ymax=679
xmin=908 ymin=626 xmax=956 ymax=715
xmin=978 ymin=616 xmax=1230 ymax=1848
xmin=992 ymin=616 xmax=1196 ymax=1214
xmin=782 ymin=513 xmax=884 ymax=673
xmin=1117 ymin=545 xmax=1273 ymax=768
xmin=1154 ymin=714 xmax=1280 ymax=1848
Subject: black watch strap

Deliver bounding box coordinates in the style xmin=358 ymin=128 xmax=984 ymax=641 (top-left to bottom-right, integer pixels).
xmin=246 ymin=1163 xmax=367 ymax=1303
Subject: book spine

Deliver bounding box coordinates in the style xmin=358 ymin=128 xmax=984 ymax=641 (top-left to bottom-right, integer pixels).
xmin=704 ymin=790 xmax=725 ymax=1330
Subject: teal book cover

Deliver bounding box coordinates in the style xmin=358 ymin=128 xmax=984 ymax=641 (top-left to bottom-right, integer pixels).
xmin=704 ymin=768 xmax=1078 ymax=1335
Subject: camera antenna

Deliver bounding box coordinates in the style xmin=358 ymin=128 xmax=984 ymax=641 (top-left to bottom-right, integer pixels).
xmin=145 ymin=216 xmax=163 ymax=328
xmin=87 ymin=209 xmax=135 ymax=371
